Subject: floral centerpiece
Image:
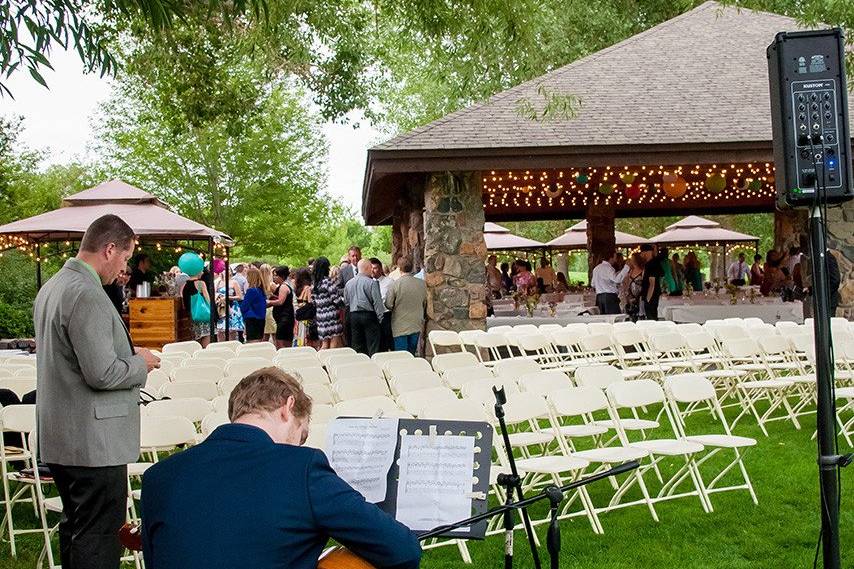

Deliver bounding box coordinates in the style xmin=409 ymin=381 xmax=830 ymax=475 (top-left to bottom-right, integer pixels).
xmin=724 ymin=283 xmax=739 ymax=305
xmin=513 ymin=290 xmax=541 ymax=317
xmin=749 ymin=287 xmax=758 ymax=304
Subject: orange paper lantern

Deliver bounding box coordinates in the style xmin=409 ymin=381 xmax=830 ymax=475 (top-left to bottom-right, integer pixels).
xmin=663 ymin=175 xmax=688 ymax=198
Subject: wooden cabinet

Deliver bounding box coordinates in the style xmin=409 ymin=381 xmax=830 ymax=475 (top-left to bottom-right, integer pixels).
xmin=129 ymin=298 xmax=192 ymax=349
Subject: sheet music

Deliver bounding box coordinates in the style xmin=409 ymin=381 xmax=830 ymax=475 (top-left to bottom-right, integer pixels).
xmin=326 ymin=418 xmax=399 ymax=503
xmin=395 ymin=434 xmax=475 ymax=532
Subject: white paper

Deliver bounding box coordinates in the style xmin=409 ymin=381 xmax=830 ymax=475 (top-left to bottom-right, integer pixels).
xmin=326 ymin=418 xmax=399 ymax=503
xmin=395 ymin=434 xmax=475 ymax=532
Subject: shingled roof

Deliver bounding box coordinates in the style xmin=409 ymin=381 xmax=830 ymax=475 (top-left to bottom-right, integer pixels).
xmin=362 ymin=1 xmax=851 ymax=224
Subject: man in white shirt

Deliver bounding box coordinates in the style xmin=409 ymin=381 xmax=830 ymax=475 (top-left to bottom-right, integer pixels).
xmin=727 ymin=253 xmax=749 ymax=285
xmin=371 ymin=258 xmax=394 ymax=352
xmin=591 ymin=250 xmax=629 ymax=315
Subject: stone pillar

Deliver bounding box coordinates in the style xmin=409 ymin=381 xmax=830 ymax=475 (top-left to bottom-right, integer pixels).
xmin=586 ymin=204 xmax=616 ymax=278
xmin=826 ymin=202 xmax=854 ymax=312
xmin=391 ymin=178 xmax=425 ymax=270
xmin=423 ymin=172 xmax=488 ymax=333
xmin=774 ymin=209 xmax=809 ymax=253
xmin=555 ymin=253 xmax=569 ymax=277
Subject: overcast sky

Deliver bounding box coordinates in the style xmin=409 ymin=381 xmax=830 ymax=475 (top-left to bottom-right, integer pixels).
xmin=1 ymin=47 xmax=381 ymax=214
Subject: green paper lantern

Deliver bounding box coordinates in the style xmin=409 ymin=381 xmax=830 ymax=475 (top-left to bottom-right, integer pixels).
xmin=748 ymin=178 xmax=762 ymax=191
xmin=576 ymin=173 xmax=589 ymax=185
xmin=705 ymin=174 xmax=726 ymax=194
xmin=598 ymin=183 xmax=615 ymax=195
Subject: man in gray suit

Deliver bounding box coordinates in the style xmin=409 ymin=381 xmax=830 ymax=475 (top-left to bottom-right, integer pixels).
xmin=34 ymin=214 xmax=160 ymax=569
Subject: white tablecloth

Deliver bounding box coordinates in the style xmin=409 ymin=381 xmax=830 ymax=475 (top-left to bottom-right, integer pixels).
xmin=487 ymin=314 xmax=628 ymax=328
xmin=660 ymin=302 xmax=803 ymax=324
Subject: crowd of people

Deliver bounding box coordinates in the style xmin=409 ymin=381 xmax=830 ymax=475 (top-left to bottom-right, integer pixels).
xmin=492 ymin=240 xmax=842 ymax=322
xmin=172 ymin=246 xmax=428 ymax=357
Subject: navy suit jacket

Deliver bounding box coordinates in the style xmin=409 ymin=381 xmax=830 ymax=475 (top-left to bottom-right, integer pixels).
xmin=141 ymin=423 xmax=421 ymax=569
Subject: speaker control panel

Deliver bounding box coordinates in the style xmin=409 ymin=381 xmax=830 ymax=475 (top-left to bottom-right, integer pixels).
xmin=791 ymin=80 xmax=842 ymax=192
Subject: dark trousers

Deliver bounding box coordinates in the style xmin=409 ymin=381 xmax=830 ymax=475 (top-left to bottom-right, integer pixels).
xmin=644 ymin=298 xmax=659 ymax=321
xmin=48 ymin=463 xmax=128 ymax=569
xmin=380 ymin=312 xmax=394 ymax=352
xmin=350 ymin=310 xmax=381 ymax=356
xmin=595 ymin=293 xmax=621 ymax=315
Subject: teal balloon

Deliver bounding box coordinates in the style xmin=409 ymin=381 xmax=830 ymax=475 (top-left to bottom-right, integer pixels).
xmin=576 ymin=173 xmax=589 ymax=185
xmin=178 ymin=252 xmax=204 ymax=276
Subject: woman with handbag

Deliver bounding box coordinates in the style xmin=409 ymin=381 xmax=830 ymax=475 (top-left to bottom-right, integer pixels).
xmin=292 ymin=268 xmax=319 ymax=348
xmin=181 ymin=268 xmax=212 ymax=347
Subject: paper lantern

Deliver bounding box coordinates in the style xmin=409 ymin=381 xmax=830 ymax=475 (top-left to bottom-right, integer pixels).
xmin=598 ymin=183 xmax=615 ymax=195
xmin=748 ymin=179 xmax=762 ymax=191
xmin=734 ymin=178 xmax=749 ymax=191
xmin=619 ymin=172 xmax=636 ymax=185
xmin=663 ymin=176 xmax=688 ymax=198
xmin=178 ymin=252 xmax=205 ymax=276
xmin=662 ymin=172 xmax=679 ymax=184
xmin=544 ymin=184 xmax=563 ymax=198
xmin=625 ymin=182 xmax=642 ymax=199
xmin=705 ymin=174 xmax=726 ymax=194
xmin=768 ymin=174 xmax=776 ymax=184
xmin=576 ymin=172 xmax=589 ymax=185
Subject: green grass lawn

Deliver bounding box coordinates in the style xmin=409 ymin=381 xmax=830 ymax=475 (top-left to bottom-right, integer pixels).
xmin=2 ymin=406 xmax=851 ymax=569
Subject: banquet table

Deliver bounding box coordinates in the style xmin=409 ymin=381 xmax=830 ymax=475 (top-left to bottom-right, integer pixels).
xmin=486 ymin=314 xmax=629 ymax=328
xmin=660 ymin=301 xmax=803 ymax=324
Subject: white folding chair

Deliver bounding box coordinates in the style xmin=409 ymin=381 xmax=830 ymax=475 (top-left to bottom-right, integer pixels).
xmin=193 ymin=349 xmax=236 ymax=363
xmin=432 ymin=352 xmax=480 ymax=375
xmin=664 ymin=374 xmax=758 ymax=507
xmin=605 ymin=380 xmax=712 ymax=513
xmin=200 ymin=412 xmax=230 ymax=438
xmin=277 ymin=346 xmax=319 ymax=358
xmin=428 ymin=330 xmax=464 ymax=355
xmin=517 ymin=370 xmax=573 ymax=396
xmin=312 ymin=403 xmax=338 ymax=426
xmin=390 ymin=371 xmax=444 ymax=395
xmin=0 ymin=378 xmax=36 ymax=400
xmin=224 ymin=357 xmax=274 ymax=379
xmin=493 ymin=358 xmax=542 ymax=383
xmin=184 ymin=357 xmax=229 ymax=370
xmin=371 ymin=351 xmax=414 ymax=365
xmin=326 ymin=353 xmax=371 ymax=371
xmin=334 ymin=396 xmax=410 ymax=418
xmin=162 ymin=340 xmax=203 ymax=356
xmin=441 ymin=365 xmax=495 ymax=390
xmin=211 ymin=395 xmax=230 ymax=414
xmin=283 ymin=366 xmax=331 ymax=385
xmin=316 ymin=347 xmax=357 ymax=365
xmin=332 ymin=376 xmax=391 ymax=401
xmin=218 ymin=377 xmax=242 ymax=397
xmin=159 ymin=381 xmax=219 ymax=401
xmin=303 ymin=383 xmax=334 ymax=405
xmin=139 ymin=415 xmax=198 ymax=459
xmin=143 ymin=398 xmax=212 ymax=423
xmin=171 ymin=365 xmax=224 ymax=383
xmin=237 ymin=342 xmax=277 ymax=359
xmin=275 ymin=356 xmax=324 ymax=371
xmin=396 ymin=387 xmax=460 ymax=417
xmin=330 ymin=361 xmax=384 ymax=382
xmin=384 ymin=358 xmax=433 ymax=380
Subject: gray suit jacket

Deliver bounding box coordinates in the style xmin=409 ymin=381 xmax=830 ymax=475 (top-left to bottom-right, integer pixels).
xmin=34 ymin=258 xmax=148 ymax=467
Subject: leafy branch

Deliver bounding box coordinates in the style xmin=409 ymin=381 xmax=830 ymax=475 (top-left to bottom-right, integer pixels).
xmin=515 ymin=83 xmax=581 ymax=122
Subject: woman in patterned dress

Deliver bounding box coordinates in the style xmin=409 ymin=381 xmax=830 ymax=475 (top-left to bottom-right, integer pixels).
xmin=312 ymin=257 xmax=344 ymax=349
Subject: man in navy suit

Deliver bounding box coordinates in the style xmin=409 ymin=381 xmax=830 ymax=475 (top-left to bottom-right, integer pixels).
xmin=141 ymin=367 xmax=421 ymax=569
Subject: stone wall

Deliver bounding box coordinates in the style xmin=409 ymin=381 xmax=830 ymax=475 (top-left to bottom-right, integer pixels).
xmin=774 ymin=209 xmax=809 ymax=252
xmin=826 ymin=201 xmax=854 ymax=311
xmin=423 ymin=172 xmax=488 ymax=333
xmin=391 ymin=178 xmax=425 ymax=270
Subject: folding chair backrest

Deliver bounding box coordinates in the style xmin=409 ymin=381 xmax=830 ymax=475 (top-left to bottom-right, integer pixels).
xmin=606 ymin=378 xmax=665 ymax=409
xmin=391 ymin=371 xmax=443 ymax=395
xmin=140 ymin=415 xmax=198 ymax=450
xmin=143 ymin=398 xmax=212 ymax=422
xmin=721 ymin=337 xmax=760 ymax=359
xmin=332 ymin=361 xmax=384 ymax=382
xmin=312 ymin=403 xmax=337 ymax=425
xmin=144 ymin=370 xmax=168 ymax=392
xmin=715 ymin=325 xmax=749 ymax=342
xmin=211 ymin=395 xmax=230 ymax=413
xmin=218 ymin=377 xmax=242 ymax=397
xmin=683 ymin=331 xmax=716 ymax=352
xmin=442 ymin=365 xmax=495 ymax=390
xmin=423 ymin=398 xmax=490 ymax=422
xmin=172 ymin=365 xmax=223 ymax=383
xmin=304 ymin=423 xmax=328 ymax=451
xmin=549 ymin=329 xmax=585 ymax=351
xmin=663 ymin=373 xmax=716 ymax=404
xmin=538 ymin=324 xmax=564 ymax=333
xmin=335 ymin=396 xmax=409 ymax=418
xmin=276 ymin=349 xmax=322 ymax=365
xmin=494 ymin=358 xmax=541 ymax=381
xmin=194 ymin=349 xmax=236 ymax=362
xmin=758 ymin=335 xmax=792 ymax=357
xmin=613 ymin=329 xmax=645 ymax=348
xmin=579 ymin=334 xmax=612 ymax=353
xmin=384 ymin=358 xmax=432 ymax=379
xmin=317 ymin=347 xmax=357 ymax=365
xmin=333 ymin=376 xmax=391 ymax=400
xmin=184 ymin=357 xmax=229 ymax=370
xmin=200 ymin=412 xmax=230 ymax=437
xmin=432 ymin=352 xmax=480 ymax=374
xmin=0 ymin=377 xmax=36 ymax=399
xmin=775 ymin=321 xmax=799 ymax=333
xmin=275 ymin=356 xmax=323 ymax=371
xmin=488 ymin=325 xmax=514 ymax=335
xmin=518 ymin=370 xmax=572 ymax=396
xmin=503 ymin=392 xmax=550 ymax=425
xmin=788 ymin=333 xmax=814 ymax=353
xmin=574 ymin=365 xmax=623 ymax=389
xmin=649 ymin=333 xmax=685 ymax=353
xmin=162 ymin=340 xmax=203 ymax=356
xmin=0 ymin=404 xmax=36 ymax=433
xmin=458 ymin=329 xmax=488 ymax=348
xmin=303 ymin=383 xmax=334 ymax=405
xmin=564 ymin=323 xmax=590 ymax=336
xmin=676 ymin=323 xmax=703 ymax=336
xmin=513 ymin=324 xmax=539 ymax=334
xmin=548 ymin=387 xmax=609 ymax=416
xmin=204 ymin=343 xmax=239 ymax=357
xmin=397 ymin=387 xmax=459 ymax=416
xmin=588 ymin=322 xmax=614 ymax=339
xmin=743 ymin=317 xmax=765 ymax=328
xmin=160 ymin=381 xmax=219 ymax=401
xmin=461 ymin=378 xmax=519 ymax=407
xmin=371 ymin=351 xmax=414 ymax=365
xmin=237 ymin=342 xmax=277 ymax=359
xmin=225 ymin=357 xmax=274 ymax=379
xmin=612 ymin=321 xmax=638 ymax=333
xmin=516 ymin=333 xmax=553 ymax=353
xmin=429 ymin=330 xmax=464 ymax=354
xmin=278 ymin=346 xmax=318 ymax=358
xmin=326 ymin=353 xmax=371 ymax=370
xmin=284 ymin=366 xmax=330 ymax=385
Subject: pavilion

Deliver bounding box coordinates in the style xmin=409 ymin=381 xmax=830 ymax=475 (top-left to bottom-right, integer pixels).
xmin=361 ymin=2 xmax=854 ymax=332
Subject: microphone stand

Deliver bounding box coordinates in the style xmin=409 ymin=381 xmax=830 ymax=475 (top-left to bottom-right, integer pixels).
xmin=545 ymin=485 xmax=563 ymax=569
xmin=493 ymin=386 xmax=541 ymax=569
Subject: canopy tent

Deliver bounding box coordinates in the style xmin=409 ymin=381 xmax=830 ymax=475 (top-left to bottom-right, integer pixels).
xmin=546 ymin=220 xmax=649 ymax=250
xmin=0 ymin=179 xmax=234 ymax=338
xmin=649 ymin=215 xmax=759 ymax=247
xmin=0 ymin=180 xmax=233 ymax=245
xmin=483 ymin=222 xmax=545 ymax=251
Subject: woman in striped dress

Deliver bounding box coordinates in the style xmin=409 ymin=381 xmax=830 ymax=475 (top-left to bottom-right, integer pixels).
xmin=312 ymin=257 xmax=344 ymax=349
